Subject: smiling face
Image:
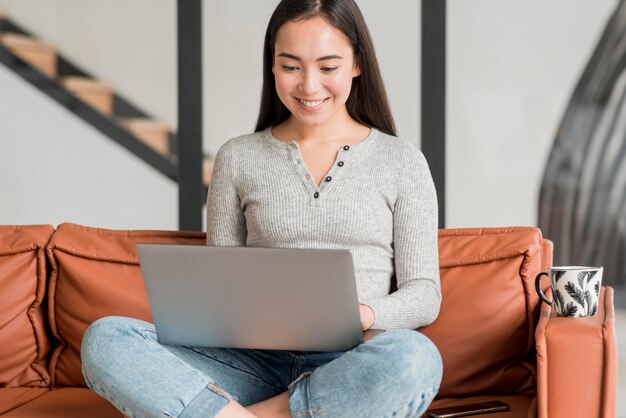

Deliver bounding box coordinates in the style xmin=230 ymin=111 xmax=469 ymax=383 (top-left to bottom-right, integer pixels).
xmin=272 ymin=16 xmax=361 ymax=130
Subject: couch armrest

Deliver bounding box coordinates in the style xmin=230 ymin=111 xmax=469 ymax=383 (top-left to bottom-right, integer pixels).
xmin=535 ymin=286 xmax=617 ymax=418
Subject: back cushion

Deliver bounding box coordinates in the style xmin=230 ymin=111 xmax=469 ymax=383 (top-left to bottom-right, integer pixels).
xmin=420 ymin=227 xmax=545 ymax=398
xmin=0 ymin=225 xmax=54 ymax=388
xmin=46 ymin=223 xmax=205 ymax=387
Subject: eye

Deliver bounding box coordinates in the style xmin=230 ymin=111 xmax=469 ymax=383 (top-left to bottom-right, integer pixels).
xmin=321 ymin=66 xmax=338 ymax=73
xmin=281 ymin=65 xmax=299 ymax=72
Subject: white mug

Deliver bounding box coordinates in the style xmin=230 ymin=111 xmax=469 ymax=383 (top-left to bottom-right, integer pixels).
xmin=535 ymin=266 xmax=603 ymax=317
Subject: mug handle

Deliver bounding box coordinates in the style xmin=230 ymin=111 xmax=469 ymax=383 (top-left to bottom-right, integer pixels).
xmin=535 ymin=272 xmax=552 ymax=306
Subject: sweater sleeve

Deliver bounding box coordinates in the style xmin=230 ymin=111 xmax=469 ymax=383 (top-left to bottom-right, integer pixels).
xmin=366 ymin=144 xmax=441 ymax=329
xmin=206 ymin=141 xmax=247 ymax=246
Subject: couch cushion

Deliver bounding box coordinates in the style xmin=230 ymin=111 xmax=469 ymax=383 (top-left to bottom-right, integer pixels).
xmin=0 ymin=225 xmax=54 ymax=388
xmin=0 ymin=388 xmax=49 ymax=415
xmin=1 ymin=388 xmax=122 ymax=418
xmin=46 ymin=223 xmax=205 ymax=387
xmin=420 ymin=227 xmax=544 ymax=398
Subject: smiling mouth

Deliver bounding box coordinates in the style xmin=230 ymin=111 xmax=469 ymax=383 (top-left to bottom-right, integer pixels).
xmin=297 ymin=97 xmax=329 ymax=107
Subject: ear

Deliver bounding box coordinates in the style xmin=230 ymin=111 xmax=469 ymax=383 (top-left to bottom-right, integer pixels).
xmin=352 ymin=61 xmax=361 ymax=77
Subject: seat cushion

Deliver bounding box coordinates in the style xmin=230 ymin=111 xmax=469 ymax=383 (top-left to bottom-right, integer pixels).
xmin=46 ymin=223 xmax=205 ymax=387
xmin=420 ymin=227 xmax=545 ymax=398
xmin=1 ymin=388 xmax=122 ymax=418
xmin=0 ymin=388 xmax=49 ymax=415
xmin=426 ymin=395 xmax=536 ymax=418
xmin=0 ymin=225 xmax=54 ymax=388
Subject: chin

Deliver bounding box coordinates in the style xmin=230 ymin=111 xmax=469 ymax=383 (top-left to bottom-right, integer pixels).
xmin=292 ymin=115 xmax=332 ymax=128
xmin=290 ymin=108 xmax=340 ymax=127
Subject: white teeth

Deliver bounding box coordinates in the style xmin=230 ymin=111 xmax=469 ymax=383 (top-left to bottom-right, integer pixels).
xmin=299 ymin=98 xmax=325 ymax=107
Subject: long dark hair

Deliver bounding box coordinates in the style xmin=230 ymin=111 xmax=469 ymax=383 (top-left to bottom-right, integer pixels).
xmin=255 ymin=0 xmax=396 ymax=137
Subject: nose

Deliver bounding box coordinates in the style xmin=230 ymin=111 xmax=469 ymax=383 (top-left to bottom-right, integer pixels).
xmin=300 ymin=68 xmax=321 ymax=95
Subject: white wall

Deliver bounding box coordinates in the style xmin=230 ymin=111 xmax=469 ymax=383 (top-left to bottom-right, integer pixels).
xmin=0 ymin=64 xmax=178 ymax=229
xmin=0 ymin=0 xmax=617 ymax=230
xmin=447 ymin=0 xmax=616 ymax=228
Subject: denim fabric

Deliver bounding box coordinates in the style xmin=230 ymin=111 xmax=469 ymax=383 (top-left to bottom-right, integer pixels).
xmin=81 ymin=316 xmax=442 ymax=418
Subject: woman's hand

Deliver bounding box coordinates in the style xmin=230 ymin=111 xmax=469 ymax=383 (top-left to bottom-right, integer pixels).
xmin=359 ymin=304 xmax=375 ymax=331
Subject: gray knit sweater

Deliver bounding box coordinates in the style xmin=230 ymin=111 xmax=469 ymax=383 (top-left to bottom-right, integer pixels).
xmin=206 ymin=128 xmax=441 ymax=329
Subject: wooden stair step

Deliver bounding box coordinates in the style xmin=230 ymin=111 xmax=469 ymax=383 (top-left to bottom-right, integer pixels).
xmin=61 ymin=76 xmax=114 ymax=115
xmin=0 ymin=33 xmax=57 ymax=78
xmin=120 ymin=118 xmax=170 ymax=155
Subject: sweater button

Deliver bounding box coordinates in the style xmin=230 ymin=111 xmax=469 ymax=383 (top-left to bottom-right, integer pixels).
xmin=343 ymin=145 xmax=350 ymax=151
xmin=325 ymin=176 xmax=332 ymax=182
xmin=337 ymin=161 xmax=344 ymax=167
xmin=313 ymin=192 xmax=319 ymax=198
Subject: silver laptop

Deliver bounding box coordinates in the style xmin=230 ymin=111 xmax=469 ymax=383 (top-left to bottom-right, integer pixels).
xmin=136 ymin=244 xmax=369 ymax=351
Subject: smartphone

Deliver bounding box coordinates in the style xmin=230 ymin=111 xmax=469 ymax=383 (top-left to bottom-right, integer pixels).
xmin=426 ymin=400 xmax=511 ymax=418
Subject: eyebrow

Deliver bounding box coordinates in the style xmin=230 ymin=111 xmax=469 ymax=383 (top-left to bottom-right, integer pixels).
xmin=277 ymin=52 xmax=343 ymax=61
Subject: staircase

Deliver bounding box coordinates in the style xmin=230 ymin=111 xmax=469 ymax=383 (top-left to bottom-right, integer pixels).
xmin=0 ymin=8 xmax=213 ymax=195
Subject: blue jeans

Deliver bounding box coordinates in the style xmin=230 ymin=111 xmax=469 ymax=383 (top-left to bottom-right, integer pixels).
xmin=81 ymin=316 xmax=442 ymax=418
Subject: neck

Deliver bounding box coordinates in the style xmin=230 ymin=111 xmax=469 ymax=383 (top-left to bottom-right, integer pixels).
xmin=282 ymin=108 xmax=363 ymax=143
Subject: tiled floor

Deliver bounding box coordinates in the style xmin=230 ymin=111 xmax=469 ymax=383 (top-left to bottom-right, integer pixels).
xmin=617 ymin=309 xmax=625 ymax=417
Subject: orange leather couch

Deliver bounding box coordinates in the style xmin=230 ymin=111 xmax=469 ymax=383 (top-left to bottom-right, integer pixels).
xmin=0 ymin=223 xmax=617 ymax=417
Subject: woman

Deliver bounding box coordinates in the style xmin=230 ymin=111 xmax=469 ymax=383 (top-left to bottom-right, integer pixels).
xmin=81 ymin=1 xmax=443 ymax=417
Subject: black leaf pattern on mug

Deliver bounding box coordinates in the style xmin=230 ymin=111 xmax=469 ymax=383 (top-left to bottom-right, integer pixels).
xmin=578 ymin=270 xmax=596 ymax=289
xmin=554 ymin=270 xmax=566 ymax=283
xmin=563 ymin=302 xmax=578 ymax=316
xmin=584 ymin=290 xmax=594 ymax=315
xmin=578 ymin=271 xmax=587 ymax=289
xmin=554 ymin=289 xmax=566 ymax=313
xmin=595 ymin=282 xmax=600 ymax=295
xmin=590 ymin=302 xmax=598 ymax=316
xmin=588 ymin=270 xmax=598 ymax=283
xmin=565 ymin=282 xmax=586 ymax=307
